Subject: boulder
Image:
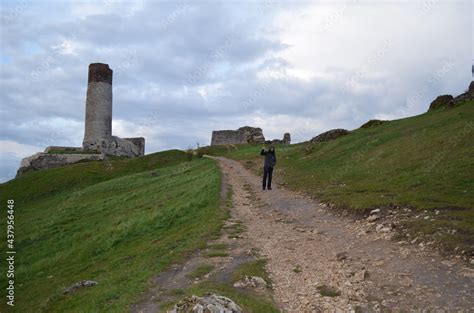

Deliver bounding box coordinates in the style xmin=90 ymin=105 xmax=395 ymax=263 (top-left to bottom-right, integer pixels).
xmin=310 ymin=129 xmax=351 ymax=143
xmin=428 ymin=95 xmax=454 ymax=111
xmin=282 ymin=133 xmax=291 ymax=144
xmin=170 ymin=293 xmax=242 ymax=313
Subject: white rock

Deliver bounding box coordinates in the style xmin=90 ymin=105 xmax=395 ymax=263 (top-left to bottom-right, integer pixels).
xmin=370 ymin=209 xmax=380 ymax=215
xmin=170 ymin=294 xmax=242 ymax=313
xmin=354 ymin=270 xmax=369 ymax=282
xmin=367 ymin=215 xmax=379 ymax=222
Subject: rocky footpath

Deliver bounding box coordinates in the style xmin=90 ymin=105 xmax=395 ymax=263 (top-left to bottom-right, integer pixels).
xmin=213 ymin=156 xmax=474 ymax=311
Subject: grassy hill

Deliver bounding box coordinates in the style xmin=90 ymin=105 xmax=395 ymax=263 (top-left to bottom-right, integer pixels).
xmin=0 ymin=150 xmax=227 ymax=312
xmin=199 ymin=101 xmax=474 ymax=255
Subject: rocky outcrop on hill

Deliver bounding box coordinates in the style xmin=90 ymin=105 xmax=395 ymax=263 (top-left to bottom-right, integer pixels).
xmin=428 ymin=95 xmax=454 ymax=111
xmin=17 ymin=152 xmax=104 ymax=176
xmin=360 ymin=119 xmax=390 ymax=129
xmin=428 ymin=81 xmax=474 ymax=112
xmin=310 ymin=129 xmax=351 ymax=143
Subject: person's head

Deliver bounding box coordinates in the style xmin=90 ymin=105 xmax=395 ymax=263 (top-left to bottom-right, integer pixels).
xmin=269 ymin=146 xmax=275 ymax=153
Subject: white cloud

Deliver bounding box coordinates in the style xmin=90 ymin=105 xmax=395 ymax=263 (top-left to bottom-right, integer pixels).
xmin=0 ymin=0 xmax=471 ymax=183
xmin=0 ymin=140 xmax=42 ymax=159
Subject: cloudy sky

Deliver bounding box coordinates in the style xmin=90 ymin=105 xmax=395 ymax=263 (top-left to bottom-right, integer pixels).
xmin=0 ymin=0 xmax=472 ymax=182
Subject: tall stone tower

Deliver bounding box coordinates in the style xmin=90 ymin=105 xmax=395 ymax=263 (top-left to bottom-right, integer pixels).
xmin=83 ymin=63 xmax=113 ymax=150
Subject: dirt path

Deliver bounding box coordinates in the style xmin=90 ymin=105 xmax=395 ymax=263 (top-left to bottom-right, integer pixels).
xmin=213 ymin=156 xmax=474 ymax=312
xmin=131 ymin=168 xmax=275 ymax=313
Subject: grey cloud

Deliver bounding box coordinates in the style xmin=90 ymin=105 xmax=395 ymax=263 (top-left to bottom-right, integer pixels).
xmin=0 ymin=1 xmax=471 ymax=183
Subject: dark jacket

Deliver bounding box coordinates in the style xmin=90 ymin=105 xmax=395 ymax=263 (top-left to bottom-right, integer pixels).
xmin=261 ymin=149 xmax=276 ymax=168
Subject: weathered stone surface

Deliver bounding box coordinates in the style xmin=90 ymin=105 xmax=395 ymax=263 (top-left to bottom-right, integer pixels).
xmin=211 ymin=130 xmax=246 ymax=145
xmin=428 ymin=83 xmax=474 ymax=112
xmin=83 ymin=136 xmax=142 ymax=157
xmin=170 ymin=293 xmax=242 ymax=313
xmin=282 ymin=132 xmax=291 ymax=144
xmin=83 ymin=63 xmax=113 ymax=146
xmin=17 ymin=153 xmax=104 ymax=176
xmin=88 ymin=63 xmax=113 ymax=84
xmin=107 ymin=136 xmax=142 ymax=157
xmin=367 ymin=215 xmax=379 ymax=222
xmin=428 ymin=95 xmax=454 ymax=111
xmin=360 ymin=119 xmax=389 ymax=129
xmin=354 ymin=270 xmax=369 ymax=282
xmin=238 ymin=126 xmax=265 ymax=144
xmin=450 ymin=91 xmax=473 ymax=106
xmin=211 ymin=126 xmax=265 ymax=145
xmin=233 ymin=275 xmax=267 ymax=289
xmin=310 ymin=129 xmax=351 ymax=143
xmin=124 ymin=137 xmax=145 ymax=156
xmin=64 ymin=280 xmax=98 ymax=294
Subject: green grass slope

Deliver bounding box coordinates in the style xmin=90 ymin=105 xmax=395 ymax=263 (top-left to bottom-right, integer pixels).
xmin=200 ymin=101 xmax=474 ymax=254
xmin=0 ymin=151 xmax=225 ymax=312
xmin=3 ymin=149 xmax=191 ymax=204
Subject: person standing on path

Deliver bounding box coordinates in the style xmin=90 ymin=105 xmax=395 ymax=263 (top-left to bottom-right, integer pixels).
xmin=260 ymin=146 xmax=276 ymax=190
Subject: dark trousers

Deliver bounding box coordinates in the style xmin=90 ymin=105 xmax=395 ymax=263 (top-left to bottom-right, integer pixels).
xmin=263 ymin=166 xmax=273 ymax=189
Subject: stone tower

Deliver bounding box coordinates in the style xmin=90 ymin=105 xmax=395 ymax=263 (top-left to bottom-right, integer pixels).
xmin=16 ymin=62 xmax=145 ymax=177
xmin=83 ymin=63 xmax=113 ymax=150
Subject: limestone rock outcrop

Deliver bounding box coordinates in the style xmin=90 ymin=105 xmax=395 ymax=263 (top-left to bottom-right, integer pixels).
xmin=310 ymin=129 xmax=351 ymax=143
xmin=360 ymin=119 xmax=390 ymax=129
xmin=17 ymin=152 xmax=105 ymax=176
xmin=170 ymin=293 xmax=242 ymax=313
xmin=428 ymin=81 xmax=474 ymax=112
xmin=428 ymin=95 xmax=454 ymax=111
